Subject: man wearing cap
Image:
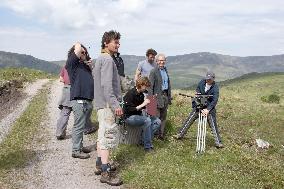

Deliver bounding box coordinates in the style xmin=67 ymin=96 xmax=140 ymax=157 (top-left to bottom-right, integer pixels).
xmin=173 ymin=71 xmax=223 ymax=149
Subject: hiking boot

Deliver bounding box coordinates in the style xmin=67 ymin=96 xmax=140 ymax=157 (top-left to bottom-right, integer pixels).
xmin=215 ymin=143 xmax=224 ymax=149
xmin=172 ymin=133 xmax=182 ymax=140
xmin=100 ymin=171 xmax=123 ymax=186
xmin=95 ymin=163 xmax=117 ymax=175
xmin=81 ymin=146 xmax=92 ymax=153
xmin=72 ymin=151 xmax=90 ymax=159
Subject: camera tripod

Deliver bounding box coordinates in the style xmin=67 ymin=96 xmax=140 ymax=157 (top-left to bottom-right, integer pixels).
xmin=178 ymin=93 xmax=213 ymax=153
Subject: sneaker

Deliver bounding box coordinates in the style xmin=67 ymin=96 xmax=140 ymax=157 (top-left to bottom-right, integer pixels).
xmin=172 ymin=134 xmax=182 ymax=140
xmin=81 ymin=146 xmax=92 ymax=153
xmin=95 ymin=163 xmax=117 ymax=175
xmin=100 ymin=171 xmax=123 ymax=186
xmin=84 ymin=126 xmax=98 ymax=135
xmin=215 ymin=143 xmax=224 ymax=149
xmin=72 ymin=151 xmax=90 ymax=159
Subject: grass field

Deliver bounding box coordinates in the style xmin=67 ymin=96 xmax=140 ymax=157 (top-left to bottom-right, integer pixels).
xmin=0 ymin=68 xmax=283 ymax=188
xmin=113 ymin=73 xmax=284 ymax=189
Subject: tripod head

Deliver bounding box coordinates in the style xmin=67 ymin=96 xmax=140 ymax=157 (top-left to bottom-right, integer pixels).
xmin=179 ymin=93 xmax=213 ymax=109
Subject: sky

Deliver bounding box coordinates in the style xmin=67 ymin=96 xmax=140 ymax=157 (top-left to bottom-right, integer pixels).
xmin=0 ymin=0 xmax=284 ymax=61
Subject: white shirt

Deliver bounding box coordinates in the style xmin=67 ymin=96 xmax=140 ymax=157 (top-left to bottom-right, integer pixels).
xmin=205 ymin=83 xmax=212 ymax=92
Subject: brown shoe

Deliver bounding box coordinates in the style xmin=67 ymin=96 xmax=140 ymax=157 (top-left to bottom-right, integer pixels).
xmin=72 ymin=151 xmax=90 ymax=159
xmin=100 ymin=171 xmax=123 ymax=186
xmin=95 ymin=163 xmax=117 ymax=175
xmin=81 ymin=146 xmax=92 ymax=153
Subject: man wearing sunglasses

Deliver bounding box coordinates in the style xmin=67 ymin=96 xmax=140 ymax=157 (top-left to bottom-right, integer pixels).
xmin=66 ymin=42 xmax=94 ymax=159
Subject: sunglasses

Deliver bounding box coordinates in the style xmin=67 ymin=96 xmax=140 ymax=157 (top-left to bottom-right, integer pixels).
xmin=81 ymin=51 xmax=86 ymax=55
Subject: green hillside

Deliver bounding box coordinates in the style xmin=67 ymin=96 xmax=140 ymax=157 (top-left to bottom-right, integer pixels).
xmin=114 ymin=73 xmax=284 ymax=189
xmin=0 ymin=67 xmax=53 ymax=83
xmin=0 ymin=51 xmax=61 ymax=74
xmin=2 ymin=51 xmax=284 ymax=89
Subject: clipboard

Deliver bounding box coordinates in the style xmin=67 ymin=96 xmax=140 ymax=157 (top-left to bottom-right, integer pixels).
xmin=146 ymin=95 xmax=157 ymax=116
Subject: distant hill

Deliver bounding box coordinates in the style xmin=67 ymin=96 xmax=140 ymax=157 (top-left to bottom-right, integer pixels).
xmin=1 ymin=51 xmax=284 ymax=88
xmin=0 ymin=51 xmax=60 ymax=74
xmin=218 ymin=72 xmax=284 ymax=87
xmin=51 ymin=60 xmax=66 ymax=67
xmin=121 ymin=52 xmax=284 ymax=88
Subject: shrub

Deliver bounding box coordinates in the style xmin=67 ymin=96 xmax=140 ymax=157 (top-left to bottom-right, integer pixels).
xmin=261 ymin=94 xmax=280 ymax=104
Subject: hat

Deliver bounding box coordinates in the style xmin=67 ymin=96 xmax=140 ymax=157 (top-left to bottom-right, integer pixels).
xmin=205 ymin=71 xmax=215 ymax=80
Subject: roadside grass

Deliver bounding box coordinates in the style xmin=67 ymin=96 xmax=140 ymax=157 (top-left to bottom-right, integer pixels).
xmin=0 ymin=67 xmax=54 ymax=83
xmin=113 ymin=73 xmax=284 ymax=189
xmin=0 ymin=84 xmax=49 ymax=188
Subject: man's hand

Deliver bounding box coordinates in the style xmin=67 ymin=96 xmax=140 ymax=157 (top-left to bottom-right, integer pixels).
xmin=144 ymin=98 xmax=150 ymax=105
xmin=136 ymin=99 xmax=150 ymax=110
xmin=86 ymin=60 xmax=93 ymax=69
xmin=201 ymin=109 xmax=209 ymax=116
xmin=115 ymin=107 xmax=123 ymax=116
xmin=74 ymin=42 xmax=85 ymax=59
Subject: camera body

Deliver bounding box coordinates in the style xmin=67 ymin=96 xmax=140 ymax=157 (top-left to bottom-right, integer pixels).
xmin=192 ymin=94 xmax=212 ymax=109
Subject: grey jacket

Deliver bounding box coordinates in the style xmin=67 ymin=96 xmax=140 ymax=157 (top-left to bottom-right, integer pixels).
xmin=93 ymin=53 xmax=121 ymax=110
xmin=148 ymin=66 xmax=172 ymax=108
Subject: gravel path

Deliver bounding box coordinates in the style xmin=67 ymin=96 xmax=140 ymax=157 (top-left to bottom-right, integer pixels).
xmin=0 ymin=79 xmax=50 ymax=143
xmin=19 ymin=80 xmax=121 ymax=189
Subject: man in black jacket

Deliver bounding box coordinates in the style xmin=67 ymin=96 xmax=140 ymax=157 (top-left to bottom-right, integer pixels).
xmin=66 ymin=42 xmax=94 ymax=159
xmin=173 ymin=71 xmax=223 ymax=148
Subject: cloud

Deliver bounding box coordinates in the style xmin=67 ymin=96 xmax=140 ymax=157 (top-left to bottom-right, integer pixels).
xmin=1 ymin=0 xmax=284 ymax=59
xmin=1 ymin=0 xmax=151 ymax=29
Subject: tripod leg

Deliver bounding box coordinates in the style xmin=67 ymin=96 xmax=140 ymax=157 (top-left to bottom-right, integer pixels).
xmin=201 ymin=115 xmax=207 ymax=152
xmin=179 ymin=109 xmax=199 ymax=138
xmin=196 ymin=111 xmax=202 ymax=153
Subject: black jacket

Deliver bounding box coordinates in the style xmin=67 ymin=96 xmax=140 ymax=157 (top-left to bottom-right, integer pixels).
xmin=123 ymin=87 xmax=145 ymax=117
xmin=66 ymin=52 xmax=94 ymax=101
xmin=112 ymin=53 xmax=125 ymax=77
xmin=195 ymin=79 xmax=219 ymax=111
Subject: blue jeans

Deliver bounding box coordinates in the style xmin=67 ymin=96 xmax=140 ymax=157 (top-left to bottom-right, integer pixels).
xmin=150 ymin=116 xmax=161 ymax=139
xmin=126 ymin=115 xmax=160 ymax=149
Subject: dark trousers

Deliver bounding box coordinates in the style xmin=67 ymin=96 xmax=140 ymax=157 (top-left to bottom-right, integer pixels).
xmin=178 ymin=108 xmax=222 ymax=145
xmin=157 ymin=94 xmax=169 ymax=137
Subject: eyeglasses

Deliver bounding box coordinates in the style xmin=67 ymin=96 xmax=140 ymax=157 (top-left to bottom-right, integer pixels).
xmin=157 ymin=59 xmax=166 ymax=62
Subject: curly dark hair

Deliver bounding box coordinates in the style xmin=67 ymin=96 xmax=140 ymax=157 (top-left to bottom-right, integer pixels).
xmin=67 ymin=44 xmax=90 ymax=60
xmin=146 ymin=48 xmax=157 ymax=57
xmin=101 ymin=30 xmax=121 ymax=49
xmin=67 ymin=45 xmax=75 ymax=58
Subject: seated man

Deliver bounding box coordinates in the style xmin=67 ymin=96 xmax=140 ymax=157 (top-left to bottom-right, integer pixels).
xmin=123 ymin=77 xmax=161 ymax=152
xmin=173 ymin=71 xmax=224 ymax=148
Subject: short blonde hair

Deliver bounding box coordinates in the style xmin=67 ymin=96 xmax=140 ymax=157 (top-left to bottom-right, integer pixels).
xmin=136 ymin=77 xmax=151 ymax=89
